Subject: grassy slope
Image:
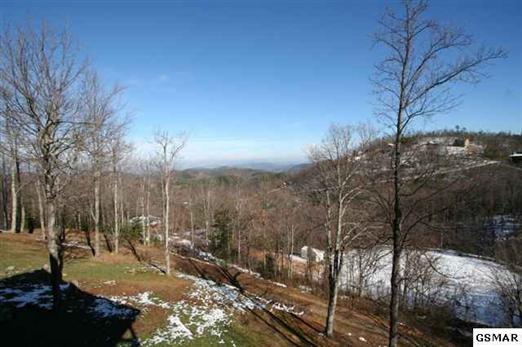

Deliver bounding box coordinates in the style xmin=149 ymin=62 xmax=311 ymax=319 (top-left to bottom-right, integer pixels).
xmin=0 ymin=232 xmax=455 ymax=347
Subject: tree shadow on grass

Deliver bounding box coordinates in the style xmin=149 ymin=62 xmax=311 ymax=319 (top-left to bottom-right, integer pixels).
xmin=179 ymin=257 xmax=320 ymax=346
xmin=0 ymin=270 xmax=140 ymax=347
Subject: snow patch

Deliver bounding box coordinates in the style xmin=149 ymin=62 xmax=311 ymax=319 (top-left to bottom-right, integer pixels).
xmin=231 ymin=265 xmax=261 ymax=278
xmin=88 ymin=297 xmax=136 ymax=319
xmin=0 ymin=283 xmax=70 ymax=310
xmin=271 ymin=302 xmax=304 ymax=316
xmin=145 ymin=315 xmax=193 ymax=345
xmin=269 ymin=280 xmax=287 ymax=288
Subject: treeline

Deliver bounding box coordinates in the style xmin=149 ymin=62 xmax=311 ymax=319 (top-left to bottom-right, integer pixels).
xmin=410 ymin=127 xmax=522 ymax=160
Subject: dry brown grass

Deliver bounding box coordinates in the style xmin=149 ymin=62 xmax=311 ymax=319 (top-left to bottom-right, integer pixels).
xmin=0 ymin=231 xmax=457 ymax=347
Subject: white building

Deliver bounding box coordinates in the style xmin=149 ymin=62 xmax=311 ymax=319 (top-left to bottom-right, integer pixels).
xmin=300 ymin=246 xmax=325 ymax=262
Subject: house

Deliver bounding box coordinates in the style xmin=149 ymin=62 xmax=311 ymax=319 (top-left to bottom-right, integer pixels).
xmin=300 ymin=246 xmax=324 ymax=262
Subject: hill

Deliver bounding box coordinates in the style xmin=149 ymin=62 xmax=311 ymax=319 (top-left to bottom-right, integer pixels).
xmin=0 ymin=232 xmax=457 ymax=347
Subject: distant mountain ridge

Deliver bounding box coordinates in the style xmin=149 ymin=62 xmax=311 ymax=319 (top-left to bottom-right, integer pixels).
xmin=183 ymin=161 xmax=310 ymax=173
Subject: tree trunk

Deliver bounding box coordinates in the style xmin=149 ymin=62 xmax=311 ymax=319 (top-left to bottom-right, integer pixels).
xmin=189 ymin=198 xmax=195 ymax=249
xmin=10 ymin=160 xmax=17 ymax=233
xmin=15 ymin=157 xmax=22 ymax=232
xmin=146 ymin=187 xmax=151 ymax=245
xmin=120 ymin=194 xmax=125 ymax=235
xmin=94 ymin=168 xmax=101 ymax=256
xmin=1 ymin=155 xmax=9 ymax=230
xmin=203 ymin=187 xmax=212 ymax=242
xmin=113 ymin=164 xmax=119 ymax=254
xmin=141 ymin=180 xmax=146 ymax=244
xmin=44 ymin=176 xmax=62 ymax=311
xmin=204 ymin=218 xmax=210 ymax=242
xmin=288 ymin=224 xmax=295 ymax=279
xmin=236 ymin=208 xmax=241 ymax=266
xmin=325 ymin=269 xmax=340 ymax=337
xmin=389 ymin=241 xmax=401 ymax=347
xmin=165 ymin=178 xmax=171 ymax=275
xmin=20 ymin=203 xmax=25 ymax=232
xmin=389 ymin=111 xmax=403 ymax=347
xmin=36 ymin=179 xmax=46 ymax=239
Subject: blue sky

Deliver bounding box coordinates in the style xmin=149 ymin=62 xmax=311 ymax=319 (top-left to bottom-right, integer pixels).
xmin=2 ymin=0 xmax=521 ymax=167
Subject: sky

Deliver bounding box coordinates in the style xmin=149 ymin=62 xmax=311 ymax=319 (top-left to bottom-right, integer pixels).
xmin=1 ymin=0 xmax=521 ymax=167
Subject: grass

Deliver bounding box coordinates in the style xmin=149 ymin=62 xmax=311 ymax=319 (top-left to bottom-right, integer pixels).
xmin=0 ymin=234 xmax=48 ymax=276
xmin=160 ymin=322 xmax=264 ymax=347
xmin=0 ymin=232 xmax=458 ymax=347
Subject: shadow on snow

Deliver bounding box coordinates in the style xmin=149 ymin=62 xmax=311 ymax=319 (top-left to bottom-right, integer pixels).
xmin=0 ymin=269 xmax=140 ymax=347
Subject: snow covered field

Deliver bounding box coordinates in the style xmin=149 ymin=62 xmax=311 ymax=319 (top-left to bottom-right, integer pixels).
xmin=345 ymin=248 xmax=512 ymax=326
xmin=294 ymin=248 xmax=513 ymax=326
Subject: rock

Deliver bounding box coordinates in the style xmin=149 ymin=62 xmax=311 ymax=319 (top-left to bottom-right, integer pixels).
xmin=5 ymin=266 xmax=15 ymax=272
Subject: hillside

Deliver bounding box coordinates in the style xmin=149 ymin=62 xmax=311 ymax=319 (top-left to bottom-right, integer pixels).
xmin=290 ymin=131 xmax=522 ymax=186
xmin=178 ymin=167 xmax=284 ymax=182
xmin=0 ymin=232 xmax=457 ymax=347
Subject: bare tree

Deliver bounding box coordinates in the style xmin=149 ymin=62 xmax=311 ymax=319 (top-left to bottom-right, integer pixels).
xmin=200 ymin=179 xmax=215 ymax=243
xmin=491 ymin=239 xmax=522 ymax=327
xmin=141 ymin=160 xmax=153 ymax=245
xmin=35 ymin=175 xmax=46 ymax=237
xmin=0 ymin=96 xmax=25 ymax=233
xmin=186 ymin=183 xmax=196 ymax=249
xmin=110 ymin=131 xmax=130 ymax=254
xmin=82 ymin=70 xmax=123 ymax=256
xmin=308 ymin=124 xmax=371 ymax=337
xmin=0 ymin=23 xmax=86 ymax=309
xmin=491 ymin=266 xmax=522 ymax=327
xmin=154 ymin=131 xmax=185 ymax=275
xmin=372 ymin=1 xmax=506 ymax=345
xmin=3 ymin=120 xmax=22 ymax=233
xmin=1 ymin=153 xmax=9 ymax=229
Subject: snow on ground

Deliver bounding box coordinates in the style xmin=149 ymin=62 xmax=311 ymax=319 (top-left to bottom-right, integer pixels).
xmin=197 ymin=250 xmax=217 ymax=262
xmin=0 ymin=282 xmax=139 ymax=319
xmin=110 ymin=291 xmax=171 ymax=311
xmin=347 ymin=248 xmax=514 ymax=326
xmin=88 ymin=297 xmax=137 ymax=319
xmin=292 ymin=247 xmax=514 ymax=326
xmin=0 ymin=283 xmax=70 ymax=310
xmin=102 ymin=281 xmax=238 ymax=346
xmin=62 ymin=241 xmax=91 ymax=250
xmin=271 ymin=302 xmax=304 ymax=316
xmin=298 ymin=285 xmax=312 ymax=293
xmin=290 ymin=255 xmax=307 ymax=264
xmin=230 ymin=264 xmax=261 ymax=278
xmin=103 ymin=272 xmax=305 ymax=346
xmin=0 ymin=268 xmax=307 ymax=346
xmin=268 ymin=280 xmax=287 ymax=288
xmin=146 ymin=315 xmax=193 ymax=344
